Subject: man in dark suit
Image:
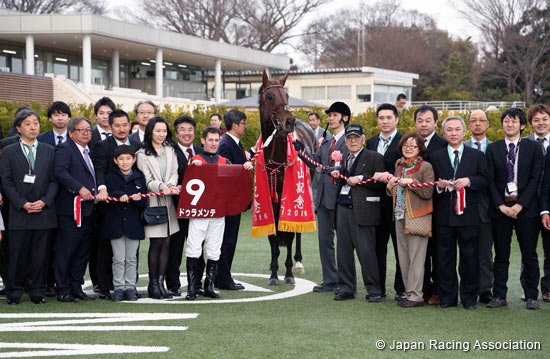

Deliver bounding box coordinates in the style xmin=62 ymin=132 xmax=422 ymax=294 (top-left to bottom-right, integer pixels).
xmin=414 ymin=105 xmax=447 ymax=305
xmin=0 ymin=109 xmax=58 ymax=305
xmin=88 ymin=97 xmax=115 ymax=149
xmin=90 ymin=109 xmax=140 ymax=299
xmin=54 ymin=117 xmax=102 ymax=302
xmin=432 ymin=116 xmax=489 ymax=309
xmin=367 ymin=103 xmax=406 ymax=301
xmin=330 ymin=124 xmax=385 ymax=301
xmin=486 ymin=108 xmax=543 ymax=310
xmin=464 ymin=109 xmax=493 ymax=304
xmin=166 ymin=114 xmax=205 ymax=296
xmin=296 ymin=101 xmax=351 ymax=292
xmin=37 ymin=101 xmax=71 ymax=147
xmin=129 ymin=100 xmax=157 ymax=145
xmin=215 ymin=110 xmax=254 ymax=290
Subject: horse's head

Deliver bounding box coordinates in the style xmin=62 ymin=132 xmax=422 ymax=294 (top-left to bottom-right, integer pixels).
xmin=259 ymin=70 xmax=295 ymax=134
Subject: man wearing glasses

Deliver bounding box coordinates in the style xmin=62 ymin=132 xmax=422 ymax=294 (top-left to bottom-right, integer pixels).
xmin=215 ymin=110 xmax=253 ymax=290
xmin=129 ymin=100 xmax=157 ymax=144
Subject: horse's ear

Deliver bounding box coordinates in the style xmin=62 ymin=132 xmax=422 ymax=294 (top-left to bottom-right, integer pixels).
xmin=280 ymin=72 xmax=289 ymax=87
xmin=262 ymin=69 xmax=269 ymax=88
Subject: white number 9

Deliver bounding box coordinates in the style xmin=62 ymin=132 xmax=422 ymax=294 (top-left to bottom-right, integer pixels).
xmin=186 ymin=179 xmax=205 ymax=206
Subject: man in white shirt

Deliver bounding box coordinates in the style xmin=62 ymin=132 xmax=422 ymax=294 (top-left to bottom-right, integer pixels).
xmin=129 ymin=100 xmax=157 ymax=144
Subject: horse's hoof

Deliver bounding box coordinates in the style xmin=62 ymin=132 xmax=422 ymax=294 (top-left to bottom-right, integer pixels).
xmin=268 ymin=278 xmax=280 ymax=286
xmin=284 ymin=277 xmax=296 ymax=285
xmin=294 ymin=261 xmax=305 ymax=274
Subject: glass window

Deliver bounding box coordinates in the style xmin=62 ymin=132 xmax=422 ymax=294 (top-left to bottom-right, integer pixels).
xmin=302 ymin=86 xmax=325 ymax=101
xmin=11 ymin=58 xmax=23 ymax=73
xmin=374 ymin=84 xmax=389 ymax=103
xmin=356 ymin=85 xmax=371 ymax=103
xmin=327 ymin=85 xmax=350 ymax=100
xmin=0 ymin=55 xmax=7 ymax=72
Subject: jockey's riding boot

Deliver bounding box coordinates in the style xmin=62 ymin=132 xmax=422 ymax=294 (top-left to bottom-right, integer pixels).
xmin=185 ymin=257 xmax=198 ymax=300
xmin=204 ymin=260 xmax=220 ymax=299
xmin=147 ymin=277 xmax=162 ymax=299
xmin=158 ymin=275 xmax=173 ymax=299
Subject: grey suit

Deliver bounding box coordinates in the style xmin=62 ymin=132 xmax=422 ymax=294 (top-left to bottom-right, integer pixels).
xmin=464 ymin=138 xmax=493 ymax=295
xmin=301 ymin=131 xmax=348 ymax=288
xmin=310 ymin=126 xmax=330 ymax=207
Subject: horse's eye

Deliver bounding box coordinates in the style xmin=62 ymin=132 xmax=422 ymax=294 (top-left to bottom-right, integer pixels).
xmin=266 ymin=94 xmax=274 ymax=101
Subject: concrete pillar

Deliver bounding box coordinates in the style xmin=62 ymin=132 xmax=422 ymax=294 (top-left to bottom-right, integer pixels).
xmin=155 ymin=48 xmax=163 ymax=97
xmin=215 ymin=59 xmax=222 ymax=103
xmin=25 ymin=35 xmax=34 ymax=75
xmin=112 ymin=49 xmax=119 ymax=88
xmin=82 ymin=35 xmax=92 ymax=91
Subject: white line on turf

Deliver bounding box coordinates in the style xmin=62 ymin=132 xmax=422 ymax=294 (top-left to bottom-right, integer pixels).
xmin=0 ymin=342 xmax=169 ymax=358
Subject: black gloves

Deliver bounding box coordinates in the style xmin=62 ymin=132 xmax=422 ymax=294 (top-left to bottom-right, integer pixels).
xmin=293 ymin=140 xmax=305 ymax=151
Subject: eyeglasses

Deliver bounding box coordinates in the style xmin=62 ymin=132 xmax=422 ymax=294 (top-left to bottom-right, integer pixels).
xmin=402 ymin=144 xmax=418 ymax=150
xmin=239 ymin=121 xmax=247 ymax=126
xmin=345 ymin=136 xmax=361 ymax=142
xmin=73 ymin=128 xmax=92 ymax=134
xmin=138 ymin=111 xmax=155 ymax=116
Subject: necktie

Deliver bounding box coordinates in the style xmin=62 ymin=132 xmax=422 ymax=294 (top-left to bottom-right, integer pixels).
xmin=380 ymin=136 xmax=390 ymax=155
xmin=475 ymin=141 xmax=481 ymax=151
xmin=328 ymin=137 xmax=336 ymax=162
xmin=101 ymin=132 xmax=112 ymax=139
xmin=23 ymin=143 xmax=35 ymax=171
xmin=83 ymin=148 xmax=97 ymax=190
xmin=57 ymin=135 xmax=64 ymax=145
xmin=347 ymin=154 xmax=355 ymax=175
xmin=537 ymin=137 xmax=546 ymax=155
xmin=453 ymin=150 xmax=459 ymax=175
xmin=186 ymin=148 xmax=193 ymax=160
xmin=507 ymin=143 xmax=516 ymax=189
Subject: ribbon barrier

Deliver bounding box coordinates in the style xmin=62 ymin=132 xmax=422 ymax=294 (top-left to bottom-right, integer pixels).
xmin=73 ymin=192 xmax=165 ymax=227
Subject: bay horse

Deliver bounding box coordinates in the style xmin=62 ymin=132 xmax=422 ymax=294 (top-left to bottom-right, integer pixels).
xmin=258 ymin=70 xmax=315 ymax=285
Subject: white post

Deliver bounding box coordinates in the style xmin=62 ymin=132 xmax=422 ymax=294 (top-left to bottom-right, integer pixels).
xmin=155 ymin=48 xmax=163 ymax=97
xmin=215 ymin=59 xmax=222 ymax=103
xmin=112 ymin=49 xmax=119 ymax=88
xmin=82 ymin=35 xmax=92 ymax=91
xmin=25 ymin=35 xmax=34 ymax=75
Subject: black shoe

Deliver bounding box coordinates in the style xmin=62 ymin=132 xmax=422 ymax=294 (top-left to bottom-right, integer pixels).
xmin=479 ymin=291 xmax=492 ymax=304
xmin=73 ymin=291 xmax=96 ymax=300
xmin=6 ymin=298 xmax=19 ymax=305
xmin=185 ymin=258 xmax=198 ymax=300
xmin=112 ymin=289 xmax=124 ymax=302
xmin=438 ymin=302 xmax=457 ymax=308
xmin=195 ymin=286 xmax=205 ymax=296
xmin=158 ymin=275 xmax=172 ymax=299
xmin=124 ymin=289 xmax=138 ymax=301
xmin=148 ymin=279 xmax=163 ymax=299
xmin=217 ymin=282 xmax=244 ymax=290
xmin=464 ymin=304 xmax=476 ymax=310
xmin=31 ymin=297 xmax=46 ymax=305
xmin=487 ymin=298 xmax=507 ymax=308
xmin=313 ymin=284 xmax=336 ymax=292
xmin=57 ymin=294 xmax=77 ymax=302
xmin=526 ymin=299 xmax=540 ymax=310
xmin=367 ymin=294 xmax=382 ymax=303
xmin=167 ymin=287 xmax=181 ymax=297
xmin=0 ymin=286 xmax=5 ymax=295
xmin=334 ymin=292 xmax=355 ymax=300
xmin=394 ymin=292 xmax=408 ymax=301
xmin=98 ymin=290 xmax=111 ymax=300
xmin=93 ymin=284 xmax=100 ymax=293
xmin=45 ymin=287 xmax=56 ymax=297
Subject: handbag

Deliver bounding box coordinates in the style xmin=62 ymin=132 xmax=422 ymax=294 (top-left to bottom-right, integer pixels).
xmin=404 ymin=213 xmax=432 ymax=237
xmin=143 ymin=206 xmax=168 ymax=225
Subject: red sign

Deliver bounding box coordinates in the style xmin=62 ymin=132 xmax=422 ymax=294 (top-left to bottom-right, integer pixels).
xmin=177 ymin=164 xmax=253 ymax=218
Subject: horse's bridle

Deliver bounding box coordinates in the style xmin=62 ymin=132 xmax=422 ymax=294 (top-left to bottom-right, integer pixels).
xmin=261 ymin=83 xmax=292 ymax=134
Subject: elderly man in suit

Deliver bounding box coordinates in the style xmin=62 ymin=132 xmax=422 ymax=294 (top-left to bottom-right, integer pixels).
xmin=330 ymin=124 xmax=385 ymax=301
xmin=129 ymin=100 xmax=157 ymax=145
xmin=295 ymin=102 xmax=351 ymax=292
xmin=0 ymin=109 xmax=58 ymax=305
xmin=464 ymin=110 xmax=494 ymax=304
xmin=431 ymin=116 xmax=489 ymax=309
xmin=215 ymin=110 xmax=253 ymax=290
xmin=414 ymin=105 xmax=447 ymax=305
xmin=54 ymin=117 xmax=103 ymax=302
xmin=367 ymin=103 xmax=406 ymax=301
xmin=486 ymin=108 xmax=543 ymax=310
xmin=166 ymin=114 xmax=205 ymax=296
xmin=37 ymin=101 xmax=71 ymax=147
xmin=89 ymin=97 xmax=115 ymax=149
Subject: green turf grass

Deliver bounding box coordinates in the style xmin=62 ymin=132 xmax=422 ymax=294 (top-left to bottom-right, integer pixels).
xmin=0 ymin=211 xmax=548 ymax=358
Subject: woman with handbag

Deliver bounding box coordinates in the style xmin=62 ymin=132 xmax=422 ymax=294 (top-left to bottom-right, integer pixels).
xmin=386 ymin=132 xmax=434 ymax=308
xmin=136 ymin=117 xmax=180 ymax=299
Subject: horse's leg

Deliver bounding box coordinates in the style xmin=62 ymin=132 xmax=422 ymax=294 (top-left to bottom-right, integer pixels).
xmin=268 ymin=235 xmax=280 ymax=286
xmin=294 ymin=233 xmax=304 ymax=274
xmin=284 ymin=233 xmax=295 ymax=284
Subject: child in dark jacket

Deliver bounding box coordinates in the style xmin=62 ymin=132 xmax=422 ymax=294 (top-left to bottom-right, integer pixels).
xmin=102 ymin=145 xmax=147 ymax=301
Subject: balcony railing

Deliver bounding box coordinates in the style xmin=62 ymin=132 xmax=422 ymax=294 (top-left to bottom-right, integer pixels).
xmin=410 ymin=100 xmax=526 ymax=111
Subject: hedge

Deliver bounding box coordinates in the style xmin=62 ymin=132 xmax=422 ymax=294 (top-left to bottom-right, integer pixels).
xmin=0 ymin=101 xmax=533 ymax=150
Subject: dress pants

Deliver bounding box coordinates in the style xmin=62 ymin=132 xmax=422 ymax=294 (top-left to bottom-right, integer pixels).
xmin=336 ymin=206 xmax=379 ymax=296
xmin=54 ymin=215 xmax=93 ymax=296
xmin=110 ymin=236 xmax=140 ymax=290
xmin=422 ymin=233 xmax=439 ymax=297
xmin=215 ymin=213 xmax=241 ymax=287
xmin=436 ymin=224 xmax=479 ymax=306
xmin=492 ymin=213 xmax=540 ymax=300
xmin=92 ymin=207 xmax=113 ymax=291
xmin=395 ymin=219 xmax=428 ymax=302
xmin=6 ymin=229 xmax=50 ymax=301
xmin=317 ymin=205 xmax=338 ymax=287
xmin=375 ymin=209 xmax=405 ymax=296
xmin=541 ymin=226 xmax=550 ymax=292
xmin=478 ymin=222 xmax=494 ymax=294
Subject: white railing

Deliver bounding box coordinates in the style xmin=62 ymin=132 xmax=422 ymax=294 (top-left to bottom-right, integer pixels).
xmin=410 ymin=100 xmax=526 ymax=111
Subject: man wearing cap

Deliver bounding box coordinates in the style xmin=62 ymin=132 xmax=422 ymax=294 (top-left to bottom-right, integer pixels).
xmin=295 ymin=101 xmax=351 ymax=292
xmin=330 ymin=124 xmax=385 ymax=301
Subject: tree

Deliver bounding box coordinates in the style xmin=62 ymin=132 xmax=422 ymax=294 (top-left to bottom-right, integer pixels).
xmin=139 ymin=0 xmax=328 ymax=52
xmin=0 ymin=0 xmax=106 ymax=14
